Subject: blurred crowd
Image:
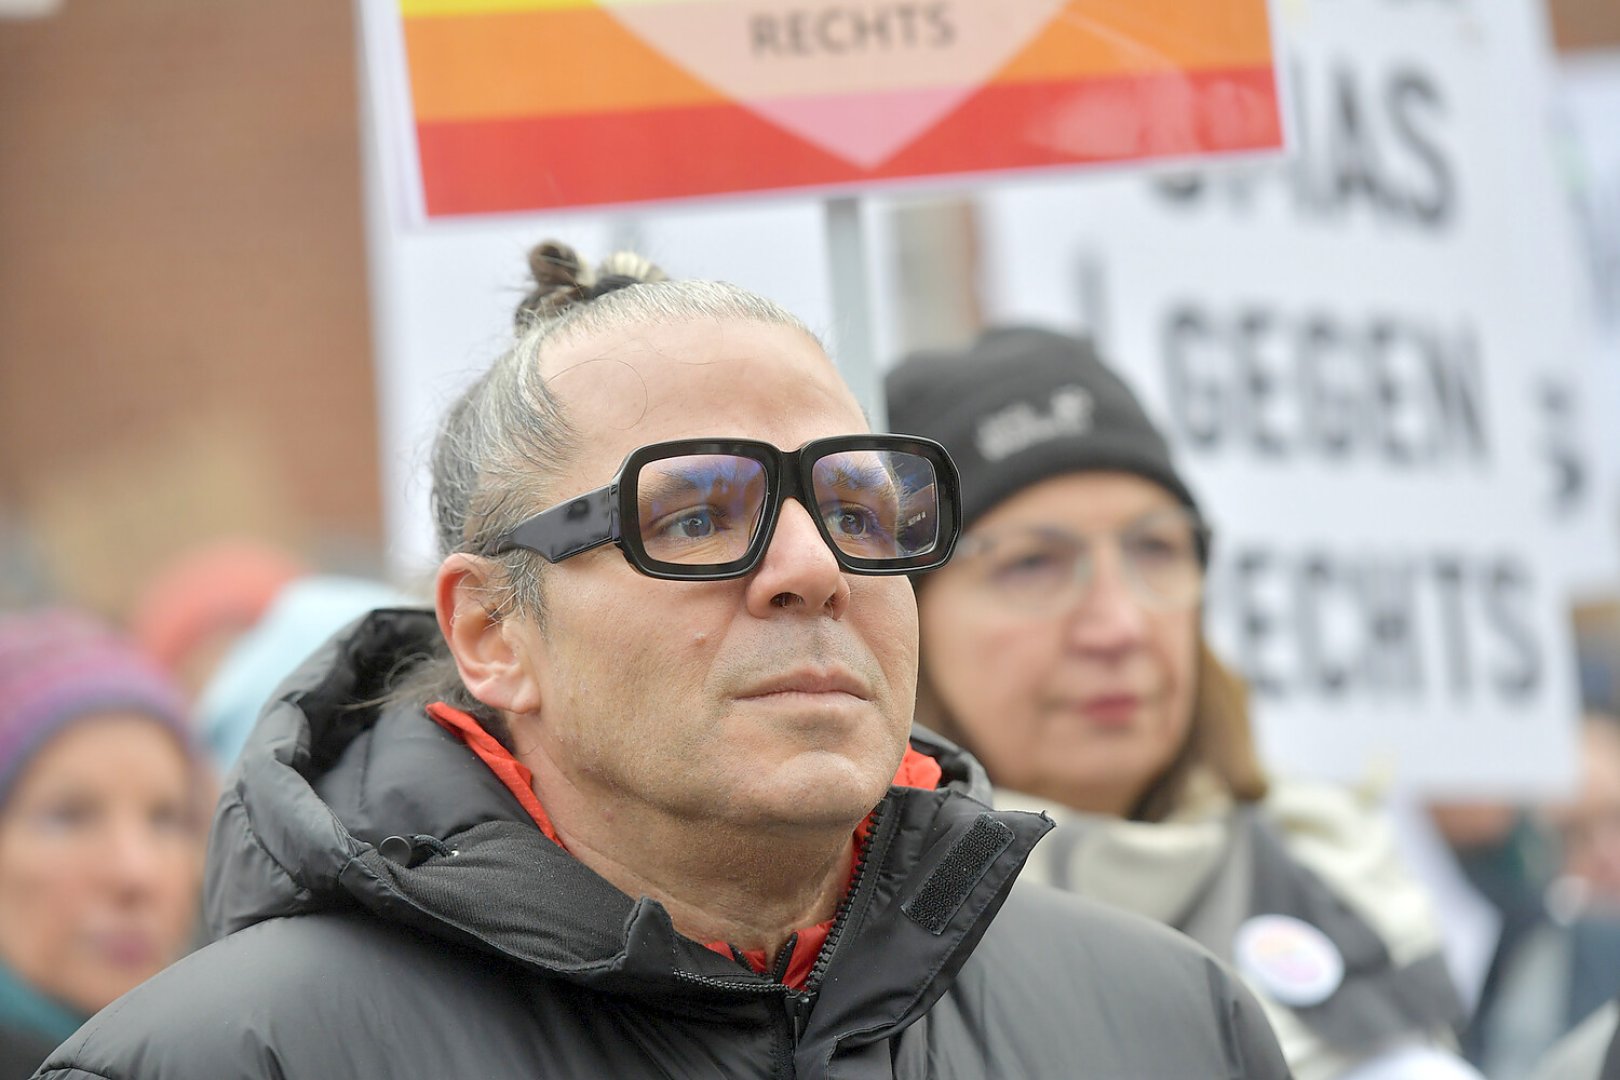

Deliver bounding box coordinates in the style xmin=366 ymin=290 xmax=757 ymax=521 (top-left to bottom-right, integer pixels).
xmin=0 ymin=544 xmax=414 ymax=1075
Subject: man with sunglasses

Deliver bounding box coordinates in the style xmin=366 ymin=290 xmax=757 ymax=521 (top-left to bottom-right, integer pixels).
xmin=36 ymin=246 xmax=1287 ymax=1079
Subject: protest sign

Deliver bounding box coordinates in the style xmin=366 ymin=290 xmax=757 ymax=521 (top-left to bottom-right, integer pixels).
xmin=367 ymin=0 xmax=1282 ymax=217
xmin=977 ymin=0 xmax=1618 ymax=794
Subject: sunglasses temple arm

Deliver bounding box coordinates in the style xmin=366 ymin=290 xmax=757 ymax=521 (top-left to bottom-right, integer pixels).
xmin=505 ymin=486 xmax=618 ymax=563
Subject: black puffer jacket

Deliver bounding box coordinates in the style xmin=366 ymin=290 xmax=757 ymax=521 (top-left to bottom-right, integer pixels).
xmin=4 ymin=1020 xmax=66 ymax=1080
xmin=37 ymin=611 xmax=1289 ymax=1079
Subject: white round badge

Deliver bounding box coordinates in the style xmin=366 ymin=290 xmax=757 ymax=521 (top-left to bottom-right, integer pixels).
xmin=1233 ymin=914 xmax=1345 ymax=1008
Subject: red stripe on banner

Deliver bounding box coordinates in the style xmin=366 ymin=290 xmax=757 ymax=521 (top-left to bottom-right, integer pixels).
xmin=416 ymin=67 xmax=1279 ymax=216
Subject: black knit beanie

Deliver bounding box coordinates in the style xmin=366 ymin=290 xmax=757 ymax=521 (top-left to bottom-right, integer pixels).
xmin=885 ymin=326 xmax=1201 ymax=534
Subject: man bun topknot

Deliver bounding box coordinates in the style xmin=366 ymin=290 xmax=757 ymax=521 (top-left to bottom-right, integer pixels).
xmin=515 ymin=241 xmax=669 ymax=328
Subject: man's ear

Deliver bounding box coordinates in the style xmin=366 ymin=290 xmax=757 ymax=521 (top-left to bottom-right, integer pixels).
xmin=435 ymin=554 xmax=543 ymax=716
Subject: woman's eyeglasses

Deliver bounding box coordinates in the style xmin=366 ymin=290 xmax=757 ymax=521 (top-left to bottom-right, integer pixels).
xmin=953 ymin=508 xmax=1210 ymax=613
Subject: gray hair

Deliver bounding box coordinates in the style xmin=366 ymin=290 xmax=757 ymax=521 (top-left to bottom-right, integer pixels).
xmin=393 ymin=242 xmax=818 ymax=739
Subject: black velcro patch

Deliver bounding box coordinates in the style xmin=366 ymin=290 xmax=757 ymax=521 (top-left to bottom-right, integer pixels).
xmin=902 ymin=814 xmax=1015 ymax=935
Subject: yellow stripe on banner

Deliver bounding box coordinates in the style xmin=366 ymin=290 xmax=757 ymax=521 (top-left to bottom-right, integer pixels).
xmin=402 ymin=0 xmax=588 ymax=17
xmin=402 ymin=0 xmax=688 ymax=17
xmin=405 ymin=7 xmax=726 ymax=120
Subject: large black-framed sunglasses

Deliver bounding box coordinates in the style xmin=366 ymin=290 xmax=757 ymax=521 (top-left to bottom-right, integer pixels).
xmin=487 ymin=435 xmax=962 ymax=581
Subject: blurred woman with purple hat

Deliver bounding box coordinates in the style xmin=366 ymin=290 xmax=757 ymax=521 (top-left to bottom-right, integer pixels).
xmin=0 ymin=608 xmax=204 ymax=1076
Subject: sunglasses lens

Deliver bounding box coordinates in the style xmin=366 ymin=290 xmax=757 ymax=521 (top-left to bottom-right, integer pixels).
xmin=635 ymin=455 xmax=767 ymax=566
xmin=629 ymin=442 xmax=952 ymax=575
xmin=811 ymin=450 xmax=942 ymax=562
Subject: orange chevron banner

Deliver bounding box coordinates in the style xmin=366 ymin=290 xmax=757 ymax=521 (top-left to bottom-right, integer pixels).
xmin=391 ymin=0 xmax=1283 ymax=216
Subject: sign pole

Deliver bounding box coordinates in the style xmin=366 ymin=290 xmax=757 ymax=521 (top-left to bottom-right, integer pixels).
xmin=824 ymin=195 xmax=887 ymax=431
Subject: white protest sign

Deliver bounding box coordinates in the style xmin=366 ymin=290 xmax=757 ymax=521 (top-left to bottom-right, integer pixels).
xmin=976 ymin=0 xmax=1618 ymax=795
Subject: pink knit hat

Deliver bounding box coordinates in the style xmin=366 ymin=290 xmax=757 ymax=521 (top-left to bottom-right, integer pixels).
xmin=0 ymin=608 xmax=194 ymax=806
xmin=130 ymin=539 xmax=307 ymax=673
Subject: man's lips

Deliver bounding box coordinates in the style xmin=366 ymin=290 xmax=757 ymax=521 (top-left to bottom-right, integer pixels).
xmin=738 ymin=669 xmax=871 ymax=701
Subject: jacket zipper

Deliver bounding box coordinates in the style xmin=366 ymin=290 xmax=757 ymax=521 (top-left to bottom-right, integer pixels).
xmin=672 ymin=796 xmax=894 ymax=1072
xmin=792 ymin=796 xmax=891 ymax=1036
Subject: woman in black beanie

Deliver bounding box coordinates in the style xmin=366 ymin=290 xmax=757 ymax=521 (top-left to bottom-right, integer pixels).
xmin=888 ymin=326 xmax=1479 ymax=1080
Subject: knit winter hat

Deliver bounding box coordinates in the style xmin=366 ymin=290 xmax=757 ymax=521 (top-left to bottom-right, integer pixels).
xmin=0 ymin=608 xmax=194 ymax=807
xmin=131 ymin=539 xmax=307 ymax=673
xmin=885 ymin=326 xmax=1202 ymax=533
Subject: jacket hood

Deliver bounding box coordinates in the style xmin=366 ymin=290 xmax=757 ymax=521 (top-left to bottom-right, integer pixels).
xmin=206 ymin=609 xmax=1049 ymax=1024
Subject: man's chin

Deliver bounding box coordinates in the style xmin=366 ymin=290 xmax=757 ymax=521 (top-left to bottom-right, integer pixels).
xmin=752 ymin=751 xmax=897 ymax=828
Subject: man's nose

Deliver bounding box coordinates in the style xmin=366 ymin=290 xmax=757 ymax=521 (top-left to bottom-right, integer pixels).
xmin=1062 ymin=546 xmax=1148 ymax=656
xmin=744 ymin=498 xmax=851 ymax=619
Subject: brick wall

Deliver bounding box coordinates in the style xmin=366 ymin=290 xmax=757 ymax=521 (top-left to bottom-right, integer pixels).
xmin=0 ymin=0 xmax=380 ymax=613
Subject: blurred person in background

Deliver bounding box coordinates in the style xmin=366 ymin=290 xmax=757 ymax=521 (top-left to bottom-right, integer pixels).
xmin=131 ymin=538 xmax=307 ymax=698
xmin=1527 ymin=995 xmax=1620 ymax=1080
xmin=35 ymin=245 xmax=1289 ymax=1078
xmin=194 ymin=574 xmax=418 ymax=773
xmin=1420 ymin=798 xmax=1556 ymax=1059
xmin=1522 ymin=990 xmax=1613 ymax=1080
xmin=0 ymin=609 xmax=204 ymax=1077
xmin=888 ymin=326 xmax=1478 ymax=1080
xmin=1464 ymin=712 xmax=1620 ymax=1079
xmin=1411 ymin=712 xmax=1620 ymax=1078
xmin=133 ymin=540 xmax=416 ymax=776
xmin=1546 ymin=713 xmax=1620 ymax=911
